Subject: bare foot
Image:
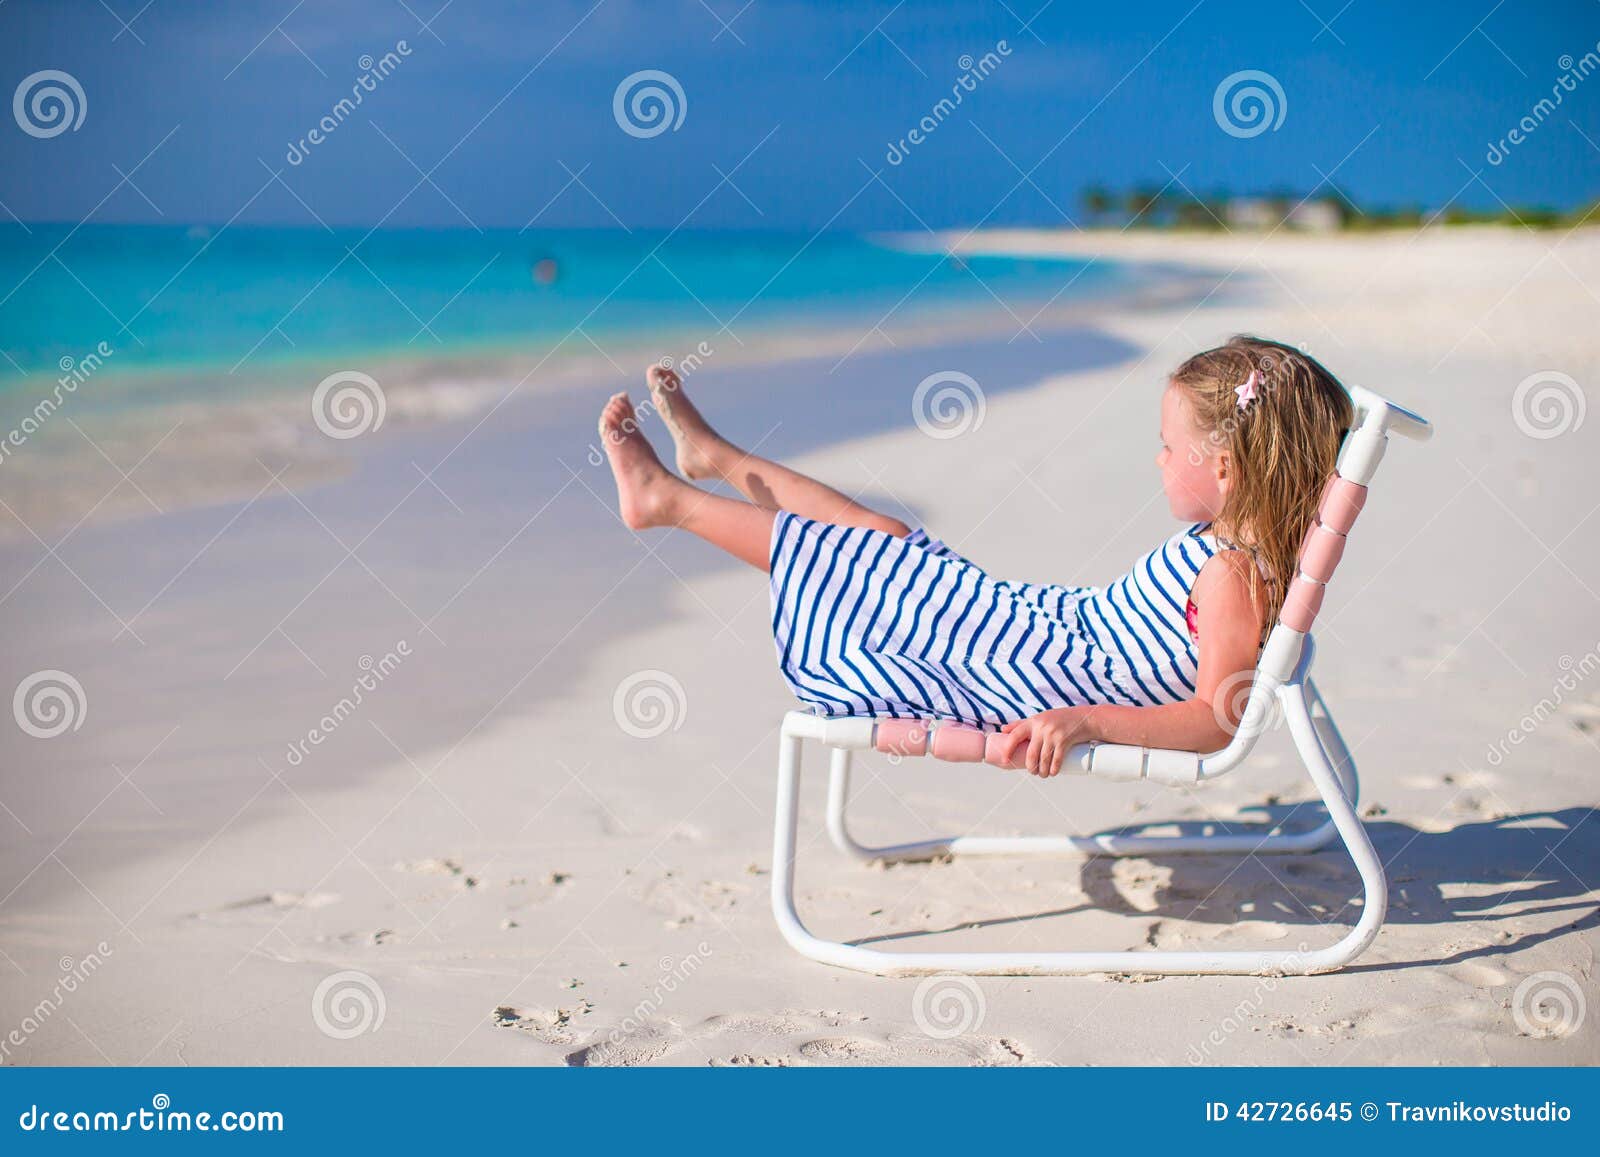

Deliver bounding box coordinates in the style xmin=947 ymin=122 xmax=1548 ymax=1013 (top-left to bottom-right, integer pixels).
xmin=647 ymin=364 xmax=729 ymax=482
xmin=598 ymin=392 xmax=683 ymax=530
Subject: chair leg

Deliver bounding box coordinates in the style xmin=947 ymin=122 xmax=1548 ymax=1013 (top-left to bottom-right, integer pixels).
xmin=1305 ymin=675 xmax=1359 ymax=804
xmin=771 ymin=681 xmax=1388 ymax=976
xmin=825 ymin=747 xmax=957 ymax=862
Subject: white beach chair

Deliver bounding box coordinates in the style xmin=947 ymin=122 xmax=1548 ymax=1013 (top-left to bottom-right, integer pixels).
xmin=768 ymin=385 xmax=1431 ymax=976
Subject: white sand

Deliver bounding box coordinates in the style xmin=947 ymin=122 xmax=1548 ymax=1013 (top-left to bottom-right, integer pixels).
xmin=2 ymin=226 xmax=1596 ymax=1066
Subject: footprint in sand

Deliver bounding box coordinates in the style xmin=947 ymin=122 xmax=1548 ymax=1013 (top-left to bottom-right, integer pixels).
xmin=189 ymin=891 xmax=340 ymax=921
xmin=561 ymin=1009 xmax=1030 ymax=1067
xmin=1143 ymin=919 xmax=1290 ymax=950
xmin=394 ymin=857 xmax=483 ymax=891
xmin=710 ymin=1053 xmax=793 ymax=1067
xmin=1560 ymin=696 xmax=1600 ymax=736
xmin=493 ymin=1001 xmax=593 ymax=1046
xmin=799 ymin=1037 xmax=891 ymax=1063
xmin=635 ymin=872 xmax=750 ymax=930
xmin=1108 ymin=859 xmax=1172 ymax=913
xmin=564 ymin=1023 xmax=678 ymax=1067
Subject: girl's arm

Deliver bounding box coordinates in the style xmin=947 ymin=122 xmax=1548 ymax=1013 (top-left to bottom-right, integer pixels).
xmin=993 ymin=551 xmax=1265 ymax=776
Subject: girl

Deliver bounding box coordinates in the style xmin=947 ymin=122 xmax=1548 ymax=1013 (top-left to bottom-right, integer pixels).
xmin=599 ymin=336 xmax=1352 ymax=778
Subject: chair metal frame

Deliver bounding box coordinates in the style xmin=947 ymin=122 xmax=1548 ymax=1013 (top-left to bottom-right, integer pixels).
xmin=768 ymin=386 xmax=1432 ymax=976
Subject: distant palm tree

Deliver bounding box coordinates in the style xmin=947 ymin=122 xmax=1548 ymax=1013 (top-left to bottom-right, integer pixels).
xmin=1321 ymin=189 xmax=1359 ymax=223
xmin=1081 ymin=185 xmax=1114 ymax=226
xmin=1124 ymin=185 xmax=1163 ymax=226
xmin=1174 ymin=198 xmax=1219 ymax=230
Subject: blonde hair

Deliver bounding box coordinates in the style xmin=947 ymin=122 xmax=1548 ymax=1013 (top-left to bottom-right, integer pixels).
xmin=1170 ymin=336 xmax=1353 ymax=630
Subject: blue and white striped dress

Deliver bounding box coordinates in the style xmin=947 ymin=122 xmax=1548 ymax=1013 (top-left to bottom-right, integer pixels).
xmin=768 ymin=511 xmax=1221 ymax=728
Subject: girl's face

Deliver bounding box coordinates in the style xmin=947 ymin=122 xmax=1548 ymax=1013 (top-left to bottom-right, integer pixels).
xmin=1157 ymin=382 xmax=1228 ymax=522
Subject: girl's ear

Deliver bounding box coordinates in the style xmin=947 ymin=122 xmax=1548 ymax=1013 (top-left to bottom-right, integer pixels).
xmin=1212 ymin=448 xmax=1233 ymax=497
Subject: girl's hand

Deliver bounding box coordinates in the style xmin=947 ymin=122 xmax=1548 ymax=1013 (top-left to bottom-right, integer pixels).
xmin=995 ymin=707 xmax=1097 ymax=778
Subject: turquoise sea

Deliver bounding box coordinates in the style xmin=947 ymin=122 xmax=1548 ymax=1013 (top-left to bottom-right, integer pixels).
xmin=0 ymin=224 xmax=1121 ymax=404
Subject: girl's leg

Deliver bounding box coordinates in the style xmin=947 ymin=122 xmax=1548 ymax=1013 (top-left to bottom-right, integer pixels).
xmin=646 ymin=365 xmax=911 ymax=537
xmin=600 ymin=392 xmax=775 ymax=570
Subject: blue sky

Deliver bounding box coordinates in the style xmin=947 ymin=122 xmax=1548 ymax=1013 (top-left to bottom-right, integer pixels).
xmin=2 ymin=0 xmax=1596 ymax=231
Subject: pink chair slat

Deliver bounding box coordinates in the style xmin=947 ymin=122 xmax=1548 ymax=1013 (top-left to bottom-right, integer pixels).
xmin=875 ymin=718 xmax=929 ymax=757
xmin=930 ymin=723 xmax=987 ymax=762
xmin=1320 ymin=476 xmax=1368 ymax=535
xmin=1298 ymin=521 xmax=1347 ymax=583
xmin=1280 ymin=576 xmax=1326 ymax=631
xmin=984 ymin=732 xmax=1029 ymax=769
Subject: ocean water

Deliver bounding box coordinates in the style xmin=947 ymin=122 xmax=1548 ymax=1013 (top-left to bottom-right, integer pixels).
xmin=0 ymin=224 xmax=1119 ymax=401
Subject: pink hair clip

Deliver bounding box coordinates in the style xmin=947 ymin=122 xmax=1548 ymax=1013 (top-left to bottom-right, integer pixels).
xmin=1234 ymin=369 xmax=1260 ymax=412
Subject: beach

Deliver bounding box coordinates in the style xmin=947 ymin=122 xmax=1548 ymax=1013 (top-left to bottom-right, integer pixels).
xmin=1 ymin=224 xmax=1596 ymax=1066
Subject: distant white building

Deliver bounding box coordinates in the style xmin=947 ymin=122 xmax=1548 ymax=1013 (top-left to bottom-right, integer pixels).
xmin=1224 ymin=198 xmax=1345 ymax=231
xmin=1225 ymin=198 xmax=1279 ymax=230
xmin=1287 ymin=200 xmax=1344 ymax=232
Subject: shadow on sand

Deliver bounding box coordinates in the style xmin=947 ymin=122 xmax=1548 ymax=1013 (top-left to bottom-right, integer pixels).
xmin=852 ymin=806 xmax=1597 ymax=971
